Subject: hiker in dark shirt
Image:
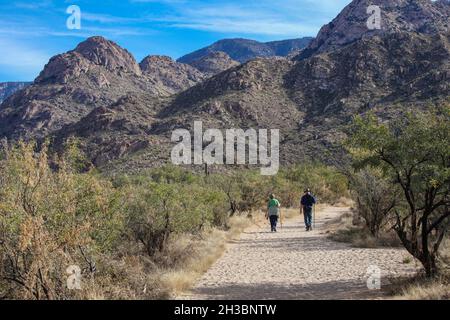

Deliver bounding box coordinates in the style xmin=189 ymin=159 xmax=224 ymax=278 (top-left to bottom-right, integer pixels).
xmin=300 ymin=188 xmax=316 ymax=231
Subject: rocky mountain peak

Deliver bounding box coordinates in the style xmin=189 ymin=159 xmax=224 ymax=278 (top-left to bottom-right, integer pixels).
xmin=35 ymin=36 xmax=141 ymax=84
xmin=189 ymin=51 xmax=240 ymax=77
xmin=1 ymin=1 xmax=448 ymax=170
xmin=74 ymin=36 xmax=142 ymax=75
xmin=300 ymin=0 xmax=450 ymax=58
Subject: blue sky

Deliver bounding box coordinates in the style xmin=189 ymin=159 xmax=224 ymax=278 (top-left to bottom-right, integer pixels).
xmin=0 ymin=0 xmax=351 ymax=81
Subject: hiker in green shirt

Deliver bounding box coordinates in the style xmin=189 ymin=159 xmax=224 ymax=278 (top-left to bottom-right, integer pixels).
xmin=266 ymin=194 xmax=281 ymax=232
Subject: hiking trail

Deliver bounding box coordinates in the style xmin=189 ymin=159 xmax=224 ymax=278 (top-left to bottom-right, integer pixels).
xmin=178 ymin=206 xmax=419 ymax=300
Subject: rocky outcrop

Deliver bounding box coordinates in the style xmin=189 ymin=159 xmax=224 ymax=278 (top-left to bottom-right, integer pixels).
xmin=300 ymin=0 xmax=450 ymax=58
xmin=140 ymin=55 xmax=205 ymax=94
xmin=74 ymin=36 xmax=142 ymax=75
xmin=153 ymin=28 xmax=449 ymax=166
xmin=189 ymin=51 xmax=240 ymax=77
xmin=36 ymin=36 xmax=142 ymax=84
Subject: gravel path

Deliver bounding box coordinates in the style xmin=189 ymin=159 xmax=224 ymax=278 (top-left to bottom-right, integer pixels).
xmin=180 ymin=206 xmax=419 ymax=300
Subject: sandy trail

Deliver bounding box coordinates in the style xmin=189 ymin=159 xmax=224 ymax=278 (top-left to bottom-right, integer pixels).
xmin=179 ymin=206 xmax=418 ymax=300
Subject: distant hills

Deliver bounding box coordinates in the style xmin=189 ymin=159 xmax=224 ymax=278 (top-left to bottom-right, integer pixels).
xmin=178 ymin=37 xmax=314 ymax=64
xmin=0 ymin=82 xmax=31 ymax=104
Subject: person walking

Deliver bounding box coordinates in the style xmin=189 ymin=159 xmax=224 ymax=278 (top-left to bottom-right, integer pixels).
xmin=266 ymin=194 xmax=281 ymax=232
xmin=300 ymin=188 xmax=316 ymax=231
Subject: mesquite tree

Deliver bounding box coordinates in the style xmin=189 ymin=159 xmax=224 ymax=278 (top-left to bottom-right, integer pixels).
xmin=349 ymin=168 xmax=397 ymax=237
xmin=348 ymin=108 xmax=449 ymax=277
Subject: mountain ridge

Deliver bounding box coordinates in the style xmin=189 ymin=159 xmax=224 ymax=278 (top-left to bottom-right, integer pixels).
xmin=178 ymin=37 xmax=314 ymax=64
xmin=0 ymin=0 xmax=448 ymax=173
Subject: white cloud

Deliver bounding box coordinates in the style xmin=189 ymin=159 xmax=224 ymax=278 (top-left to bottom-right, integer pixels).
xmin=139 ymin=0 xmax=351 ymax=37
xmin=82 ymin=12 xmax=141 ymax=24
xmin=169 ymin=20 xmax=317 ymax=36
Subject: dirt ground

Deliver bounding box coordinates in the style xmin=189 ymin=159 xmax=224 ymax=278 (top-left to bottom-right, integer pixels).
xmin=178 ymin=206 xmax=419 ymax=300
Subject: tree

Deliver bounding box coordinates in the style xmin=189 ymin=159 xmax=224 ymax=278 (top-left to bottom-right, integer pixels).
xmin=125 ymin=182 xmax=183 ymax=256
xmin=347 ymin=108 xmax=450 ymax=277
xmin=349 ymin=168 xmax=397 ymax=237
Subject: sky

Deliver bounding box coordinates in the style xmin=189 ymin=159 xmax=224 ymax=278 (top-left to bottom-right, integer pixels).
xmin=0 ymin=0 xmax=352 ymax=82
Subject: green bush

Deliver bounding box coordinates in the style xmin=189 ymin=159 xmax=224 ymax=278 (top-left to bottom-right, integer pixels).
xmin=281 ymin=164 xmax=349 ymax=205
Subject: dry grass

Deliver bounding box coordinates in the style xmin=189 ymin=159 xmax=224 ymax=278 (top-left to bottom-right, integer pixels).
xmin=37 ymin=215 xmax=255 ymax=300
xmin=160 ymin=230 xmax=227 ymax=294
xmin=386 ymin=239 xmax=450 ymax=300
xmin=439 ymin=239 xmax=450 ymax=275
xmin=324 ymin=208 xmax=401 ymax=248
xmin=332 ymin=197 xmax=354 ymax=207
xmin=69 ymin=252 xmax=172 ymax=300
xmin=384 ymin=275 xmax=450 ymax=300
xmin=396 ymin=280 xmax=450 ymax=300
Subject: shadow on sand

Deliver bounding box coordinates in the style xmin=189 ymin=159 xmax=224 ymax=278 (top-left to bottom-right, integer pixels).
xmin=187 ymin=279 xmax=382 ymax=300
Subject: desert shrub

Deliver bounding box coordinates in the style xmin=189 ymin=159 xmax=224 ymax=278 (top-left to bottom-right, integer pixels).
xmin=325 ymin=208 xmax=401 ymax=248
xmin=145 ymin=165 xmax=199 ymax=184
xmin=122 ymin=177 xmax=228 ymax=259
xmin=206 ymin=171 xmax=269 ymax=215
xmin=207 ymin=174 xmax=241 ymax=216
xmin=207 ymin=165 xmax=348 ymax=214
xmin=281 ymin=164 xmax=349 ymax=205
xmin=349 ymin=168 xmax=397 ymax=237
xmin=0 ymin=142 xmax=123 ymax=299
xmin=237 ymin=172 xmax=271 ymax=213
xmin=123 ymin=182 xmax=180 ymax=257
xmin=263 ymin=174 xmax=297 ymax=208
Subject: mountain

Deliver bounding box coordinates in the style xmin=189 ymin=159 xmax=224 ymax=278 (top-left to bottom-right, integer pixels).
xmin=0 ymin=0 xmax=449 ymax=173
xmin=177 ymin=37 xmax=314 ymax=64
xmin=0 ymin=37 xmax=152 ymax=140
xmin=140 ymin=55 xmax=206 ymax=93
xmin=188 ymin=51 xmax=240 ymax=77
xmin=0 ymin=37 xmax=206 ymax=140
xmin=55 ymin=29 xmax=449 ymax=172
xmin=0 ymin=82 xmax=31 ymax=104
xmin=143 ymin=31 xmax=449 ymax=166
xmin=300 ymin=0 xmax=450 ymax=58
